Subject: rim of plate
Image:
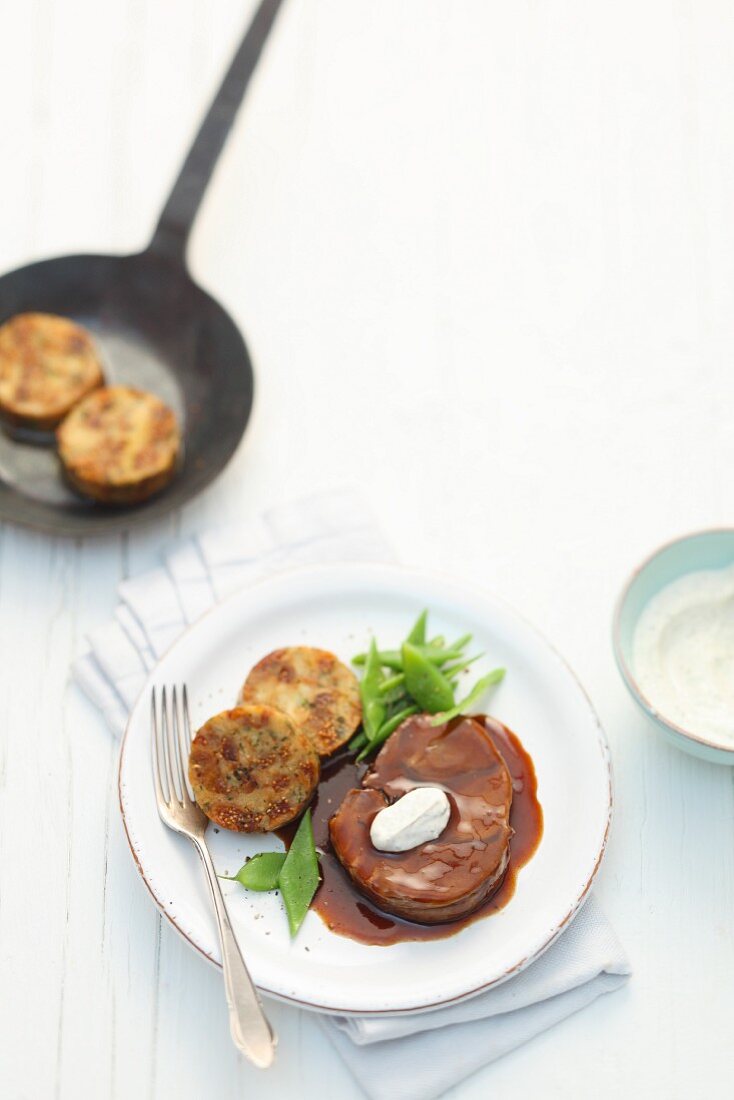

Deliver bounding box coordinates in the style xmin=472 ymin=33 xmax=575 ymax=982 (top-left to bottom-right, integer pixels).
xmin=612 ymin=526 xmax=734 ymax=756
xmin=118 ymin=561 xmax=613 ymax=1015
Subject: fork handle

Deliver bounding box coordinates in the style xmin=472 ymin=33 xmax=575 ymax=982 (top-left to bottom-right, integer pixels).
xmin=193 ymin=837 xmax=277 ymax=1067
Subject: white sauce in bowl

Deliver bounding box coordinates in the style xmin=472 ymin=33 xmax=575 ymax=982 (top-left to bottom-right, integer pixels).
xmin=632 ymin=563 xmax=734 ymax=746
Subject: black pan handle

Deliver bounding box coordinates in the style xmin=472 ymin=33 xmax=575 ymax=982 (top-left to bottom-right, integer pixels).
xmin=148 ymin=0 xmax=285 ymax=263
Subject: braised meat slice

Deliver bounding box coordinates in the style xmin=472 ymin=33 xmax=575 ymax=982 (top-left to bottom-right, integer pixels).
xmin=329 ymin=714 xmax=513 ymax=924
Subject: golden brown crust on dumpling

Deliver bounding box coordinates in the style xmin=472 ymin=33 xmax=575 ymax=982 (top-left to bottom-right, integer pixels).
xmin=188 ymin=705 xmax=320 ymax=832
xmin=0 ymin=312 xmax=104 ymax=429
xmin=240 ymin=646 xmax=362 ymax=757
xmin=57 ymin=384 xmax=180 ymax=504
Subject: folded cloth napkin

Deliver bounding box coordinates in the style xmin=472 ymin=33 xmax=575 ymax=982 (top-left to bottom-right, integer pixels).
xmin=322 ymin=894 xmax=627 ymax=1100
xmin=74 ymin=487 xmax=630 ymax=1099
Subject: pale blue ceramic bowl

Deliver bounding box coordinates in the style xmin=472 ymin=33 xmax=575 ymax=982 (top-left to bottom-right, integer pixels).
xmin=613 ymin=528 xmax=734 ymax=765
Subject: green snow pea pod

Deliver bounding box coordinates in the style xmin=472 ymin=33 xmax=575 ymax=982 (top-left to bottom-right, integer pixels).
xmin=352 ymin=645 xmax=464 ymax=670
xmin=401 ymin=642 xmax=455 ymax=714
xmin=221 ymin=851 xmax=286 ymax=891
xmin=441 ymin=652 xmax=484 ymax=680
xmin=430 ymin=668 xmax=506 ymax=726
xmin=278 ymin=810 xmax=320 ymax=937
xmin=405 ymin=609 xmax=428 ymax=645
xmin=348 ymin=730 xmax=368 ymax=753
xmin=378 ymin=672 xmax=405 ymax=695
xmin=356 ymin=704 xmax=420 ymax=760
xmin=360 ymin=637 xmax=386 ymax=740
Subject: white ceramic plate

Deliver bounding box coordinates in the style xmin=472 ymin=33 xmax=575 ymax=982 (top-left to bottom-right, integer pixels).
xmin=119 ymin=563 xmax=611 ymax=1016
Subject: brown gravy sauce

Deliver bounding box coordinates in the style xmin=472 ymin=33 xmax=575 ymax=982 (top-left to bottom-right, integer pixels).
xmin=278 ymin=715 xmax=543 ymax=946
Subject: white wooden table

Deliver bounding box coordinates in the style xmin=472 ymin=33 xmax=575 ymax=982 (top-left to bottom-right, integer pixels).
xmin=2 ymin=2 xmax=733 ymax=1097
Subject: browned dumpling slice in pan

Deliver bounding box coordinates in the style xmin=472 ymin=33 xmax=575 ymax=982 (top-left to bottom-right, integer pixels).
xmin=57 ymin=384 xmax=180 ymax=504
xmin=0 ymin=312 xmax=103 ymax=429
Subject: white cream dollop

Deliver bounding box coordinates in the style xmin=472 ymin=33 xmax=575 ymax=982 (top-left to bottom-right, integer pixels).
xmin=369 ymin=786 xmax=451 ymax=852
xmin=632 ymin=562 xmax=734 ymax=747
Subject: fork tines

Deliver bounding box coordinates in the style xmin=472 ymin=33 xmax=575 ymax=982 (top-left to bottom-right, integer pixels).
xmin=151 ymin=685 xmax=195 ymax=808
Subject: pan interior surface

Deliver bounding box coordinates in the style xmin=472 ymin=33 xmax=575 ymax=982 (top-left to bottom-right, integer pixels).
xmin=0 ymin=251 xmax=253 ymax=534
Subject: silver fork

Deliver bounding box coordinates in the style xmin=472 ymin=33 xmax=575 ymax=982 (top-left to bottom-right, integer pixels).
xmin=151 ymin=685 xmax=277 ymax=1068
